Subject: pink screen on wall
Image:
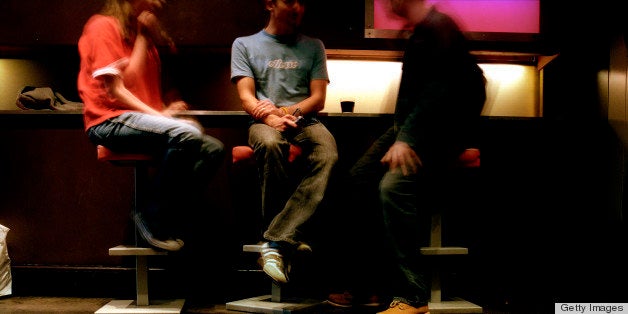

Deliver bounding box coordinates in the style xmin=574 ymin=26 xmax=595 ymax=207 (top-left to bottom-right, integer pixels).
xmin=374 ymin=0 xmax=540 ymax=34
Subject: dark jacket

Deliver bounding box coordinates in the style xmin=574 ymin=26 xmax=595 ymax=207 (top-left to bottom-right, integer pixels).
xmin=394 ymin=6 xmax=486 ymax=168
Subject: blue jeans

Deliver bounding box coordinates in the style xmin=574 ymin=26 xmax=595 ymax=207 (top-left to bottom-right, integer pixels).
xmin=248 ymin=120 xmax=338 ymax=245
xmin=350 ymin=126 xmax=432 ymax=308
xmin=87 ymin=112 xmax=225 ymax=239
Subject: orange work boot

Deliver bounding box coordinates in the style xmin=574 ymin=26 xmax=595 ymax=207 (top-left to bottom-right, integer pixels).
xmin=377 ymin=300 xmax=429 ymax=314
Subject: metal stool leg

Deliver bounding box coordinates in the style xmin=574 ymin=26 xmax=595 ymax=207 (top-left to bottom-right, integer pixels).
xmin=95 ymin=146 xmax=185 ymax=313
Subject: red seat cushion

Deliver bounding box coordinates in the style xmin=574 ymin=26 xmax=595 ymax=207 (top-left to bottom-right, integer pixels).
xmin=457 ymin=148 xmax=480 ymax=168
xmin=231 ymin=145 xmax=302 ymax=164
xmin=232 ymin=145 xmax=477 ymax=168
xmin=231 ymin=146 xmax=255 ymax=164
xmin=97 ymin=145 xmax=152 ymax=162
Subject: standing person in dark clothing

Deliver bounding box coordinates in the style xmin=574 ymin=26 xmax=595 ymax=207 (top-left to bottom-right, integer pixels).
xmin=328 ymin=0 xmax=486 ymax=313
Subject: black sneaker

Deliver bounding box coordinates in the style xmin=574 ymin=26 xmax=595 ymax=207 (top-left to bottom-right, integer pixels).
xmin=133 ymin=213 xmax=184 ymax=251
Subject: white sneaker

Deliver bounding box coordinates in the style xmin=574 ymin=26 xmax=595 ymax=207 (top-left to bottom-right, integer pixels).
xmin=260 ymin=242 xmax=288 ymax=283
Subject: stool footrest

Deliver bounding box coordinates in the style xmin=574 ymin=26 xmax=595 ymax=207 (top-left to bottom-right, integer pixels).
xmin=99 ymin=246 xmax=183 ymax=312
xmin=95 ymin=299 xmax=185 ymax=313
xmin=232 ymin=243 xmax=325 ymax=312
xmin=226 ymin=295 xmax=324 ymax=314
xmin=243 ymin=244 xmax=264 ymax=253
xmin=109 ymin=245 xmax=168 ymax=256
xmin=420 ymin=246 xmax=468 ymax=255
xmin=428 ymin=298 xmax=483 ymax=313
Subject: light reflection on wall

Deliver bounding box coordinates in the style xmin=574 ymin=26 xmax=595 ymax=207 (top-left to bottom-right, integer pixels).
xmin=481 ymin=63 xmax=539 ymax=117
xmin=326 ymin=60 xmax=402 ymax=114
xmin=325 ymin=59 xmax=540 ymax=117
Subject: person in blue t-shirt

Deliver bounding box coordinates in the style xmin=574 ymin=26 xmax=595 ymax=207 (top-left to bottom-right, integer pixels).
xmin=230 ymin=0 xmax=338 ymax=285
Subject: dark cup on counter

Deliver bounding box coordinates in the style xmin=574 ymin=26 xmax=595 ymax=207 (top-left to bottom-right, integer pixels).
xmin=340 ymin=100 xmax=355 ymax=113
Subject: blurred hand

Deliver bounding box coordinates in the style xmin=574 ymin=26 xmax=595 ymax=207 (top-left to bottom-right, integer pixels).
xmin=137 ymin=10 xmax=174 ymax=50
xmin=163 ymin=100 xmax=188 ymax=116
xmin=381 ymin=141 xmax=422 ymax=176
xmin=166 ymin=100 xmax=189 ymax=111
xmin=138 ymin=11 xmax=161 ymax=39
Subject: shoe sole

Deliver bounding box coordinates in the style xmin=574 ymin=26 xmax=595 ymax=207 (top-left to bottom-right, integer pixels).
xmin=262 ymin=264 xmax=288 ymax=284
xmin=326 ymin=300 xmax=353 ymax=308
xmin=326 ymin=300 xmax=382 ymax=308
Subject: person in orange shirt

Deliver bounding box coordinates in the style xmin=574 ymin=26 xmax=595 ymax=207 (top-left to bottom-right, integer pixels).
xmin=77 ymin=0 xmax=224 ymax=251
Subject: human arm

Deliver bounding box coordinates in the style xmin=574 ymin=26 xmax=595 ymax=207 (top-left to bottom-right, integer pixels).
xmin=395 ymin=15 xmax=458 ymax=152
xmin=101 ymin=74 xmax=166 ymax=116
xmin=396 ymin=13 xmax=483 ymax=157
xmin=230 ymin=35 xmax=328 ymax=129
xmin=122 ymin=11 xmax=166 ymax=83
xmin=235 ymin=77 xmax=326 ymax=131
xmin=163 ymin=94 xmax=203 ymax=129
xmin=106 ymin=11 xmax=181 ymax=116
xmin=278 ymin=38 xmax=329 ymax=116
xmin=234 ymin=76 xmax=298 ymax=131
xmin=276 ymin=78 xmax=327 ymax=117
xmin=80 ymin=14 xmax=172 ymax=118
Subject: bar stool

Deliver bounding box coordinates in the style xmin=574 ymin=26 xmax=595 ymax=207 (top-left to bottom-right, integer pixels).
xmin=93 ymin=145 xmax=185 ymax=314
xmin=420 ymin=148 xmax=483 ymax=314
xmin=226 ymin=145 xmax=325 ymax=314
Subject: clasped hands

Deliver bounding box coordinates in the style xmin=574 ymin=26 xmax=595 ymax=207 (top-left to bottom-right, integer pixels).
xmin=252 ymin=99 xmax=300 ymax=132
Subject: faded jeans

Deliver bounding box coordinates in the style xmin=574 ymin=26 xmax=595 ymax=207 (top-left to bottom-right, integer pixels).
xmin=87 ymin=112 xmax=225 ymax=238
xmin=350 ymin=126 xmax=431 ymax=308
xmin=248 ymin=120 xmax=337 ymax=245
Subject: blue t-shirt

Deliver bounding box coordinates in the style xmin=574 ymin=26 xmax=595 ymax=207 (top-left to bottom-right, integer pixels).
xmin=231 ymin=30 xmax=329 ymax=108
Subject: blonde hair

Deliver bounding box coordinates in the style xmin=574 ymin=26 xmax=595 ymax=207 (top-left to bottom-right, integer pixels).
xmin=101 ymin=0 xmax=136 ymax=43
xmin=100 ymin=0 xmax=174 ymax=50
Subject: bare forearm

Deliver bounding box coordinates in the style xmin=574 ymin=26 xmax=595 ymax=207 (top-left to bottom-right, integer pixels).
xmin=124 ymin=34 xmax=150 ymax=80
xmin=107 ymin=77 xmax=163 ymax=116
